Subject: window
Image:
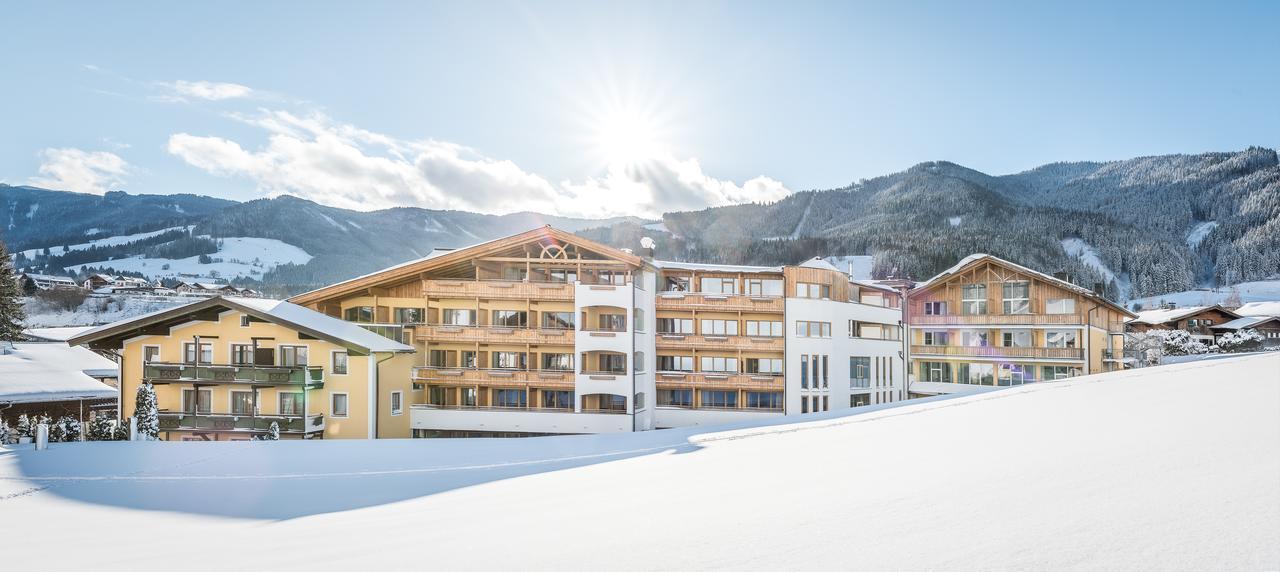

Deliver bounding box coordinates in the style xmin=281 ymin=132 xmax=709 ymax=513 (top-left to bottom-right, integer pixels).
xmin=546 ymin=269 xmax=577 ymax=283
xmin=802 ymin=398 xmax=809 ymax=413
xmin=492 ymin=352 xmax=527 ymax=370
xmin=332 ymin=351 xmax=349 ymax=375
xmin=852 ymin=321 xmax=897 ymax=340
xmin=503 ymin=266 xmax=528 ymax=282
xmin=1045 ymin=298 xmax=1075 ymax=314
xmin=850 ymin=357 xmax=871 ymax=388
xmin=231 ymin=391 xmax=254 ymax=415
xmin=658 ymin=355 xmax=694 ymax=372
xmin=1002 ymin=331 xmax=1031 ymax=347
xmin=922 ymin=331 xmax=949 ymax=346
xmin=182 ymin=388 xmax=211 ymax=414
xmin=634 ymin=351 xmax=645 ymax=372
xmin=183 ymin=342 xmax=213 ymax=364
xmin=492 ymin=310 xmax=528 ymax=328
xmin=1042 ymin=366 xmax=1079 ymax=380
xmin=230 ymin=344 xmax=254 ymax=365
xmin=923 ymin=301 xmax=946 ymax=315
xmin=961 ymin=330 xmax=989 ymax=347
xmin=442 ymin=309 xmax=476 ymax=326
xmin=428 ymin=349 xmax=449 ymax=367
xmin=961 ymin=284 xmax=987 ymax=315
xmin=822 ymin=355 xmax=829 ymax=387
xmin=700 ymin=319 xmax=738 ymax=336
xmin=390 ymin=391 xmax=403 ymax=415
xmin=460 ymin=387 xmax=477 ymax=407
xmin=343 ymin=306 xmax=374 ymax=322
xmin=541 ymin=311 xmax=575 ymax=329
xmin=1045 ymin=330 xmax=1078 ymax=348
xmin=745 ymin=320 xmax=783 ymax=337
xmin=331 ymin=393 xmax=349 ymax=417
xmin=279 ymin=392 xmax=303 ymax=416
xmin=393 ymin=308 xmax=425 ymax=324
xmin=745 ymin=278 xmax=784 ymax=296
xmin=1003 ymin=281 xmax=1031 ymax=314
xmin=493 ymin=389 xmax=527 ymax=408
xmin=540 ymin=353 xmax=574 ymax=371
xmin=240 ymin=315 xmax=251 ymax=327
xmin=796 ymin=321 xmax=831 ymax=337
xmin=542 ymin=390 xmax=573 ymax=409
xmin=958 ymin=363 xmax=996 ymax=385
xmin=699 ymin=356 xmax=738 ymax=373
xmin=634 ymin=392 xmax=645 ymax=410
xmin=663 ymin=276 xmax=691 ymax=292
xmin=999 ymin=364 xmax=1035 ymax=386
xmin=745 ymin=358 xmax=783 ymax=374
xmin=700 ymin=390 xmax=737 ymax=408
xmin=143 ymin=346 xmax=160 ymax=363
xmin=920 ymin=361 xmax=951 ymax=383
xmin=700 ymin=277 xmax=738 ymax=295
xmin=850 ymin=393 xmax=870 ymax=407
xmin=746 ymin=392 xmax=782 ymax=409
xmin=658 ymin=389 xmax=693 ymax=407
xmin=657 ymin=318 xmax=694 ymax=334
xmin=800 ymin=355 xmax=809 ymax=388
xmin=596 ymin=313 xmax=626 ymax=331
xmin=633 ymin=308 xmax=646 ymax=332
xmin=593 ymin=270 xmax=627 ymax=285
xmin=280 ymin=345 xmax=308 ymax=366
xmin=594 ymin=353 xmax=626 ymax=373
xmin=796 ymin=282 xmax=831 ymax=299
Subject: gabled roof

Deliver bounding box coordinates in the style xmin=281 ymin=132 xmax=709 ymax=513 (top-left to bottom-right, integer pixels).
xmin=22 ymin=272 xmax=77 ymax=283
xmin=1211 ymin=315 xmax=1280 ymax=330
xmin=1235 ymin=301 xmax=1280 ymax=318
xmin=652 ymin=260 xmax=784 ymax=274
xmin=0 ymin=343 xmax=118 ymax=404
xmin=911 ymin=253 xmax=1135 ymax=317
xmin=1128 ymin=305 xmax=1238 ymax=325
xmin=68 ymin=296 xmax=413 ymax=354
xmin=289 ymin=226 xmax=644 ymax=305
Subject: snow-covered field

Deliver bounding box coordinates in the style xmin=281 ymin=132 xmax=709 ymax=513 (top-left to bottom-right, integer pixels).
xmin=13 ymin=226 xmax=190 ymax=259
xmin=64 ymin=236 xmax=312 ymax=281
xmin=21 ymin=294 xmax=190 ymax=327
xmin=2 ymin=354 xmax=1276 ymax=569
xmin=1128 ymin=278 xmax=1280 ymax=310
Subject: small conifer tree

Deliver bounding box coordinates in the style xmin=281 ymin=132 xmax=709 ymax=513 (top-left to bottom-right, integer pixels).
xmin=134 ymin=383 xmax=160 ymax=440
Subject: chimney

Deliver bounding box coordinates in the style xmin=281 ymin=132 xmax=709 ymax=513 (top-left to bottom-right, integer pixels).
xmin=1093 ymin=282 xmax=1105 ymax=296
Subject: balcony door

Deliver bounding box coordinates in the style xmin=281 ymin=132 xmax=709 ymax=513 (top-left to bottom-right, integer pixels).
xmin=254 ymin=347 xmax=276 ymax=366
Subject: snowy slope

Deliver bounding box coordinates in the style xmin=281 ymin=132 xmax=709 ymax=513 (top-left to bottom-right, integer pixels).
xmin=1186 ymin=220 xmax=1218 ymax=248
xmin=13 ymin=226 xmax=188 ymax=259
xmin=1061 ymin=237 xmax=1132 ymax=299
xmin=1 ymin=354 xmax=1277 ymax=569
xmin=1127 ymin=279 xmax=1280 ymax=310
xmin=64 ymin=237 xmax=311 ymax=281
xmin=21 ymin=295 xmax=190 ymax=327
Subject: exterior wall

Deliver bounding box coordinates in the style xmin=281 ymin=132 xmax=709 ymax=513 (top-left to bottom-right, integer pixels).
xmin=654 ymin=406 xmax=782 ymax=428
xmin=785 ymin=296 xmax=905 ymax=415
xmin=1128 ymin=307 xmax=1239 ymax=341
xmin=375 ymin=351 xmax=417 ymax=438
xmin=410 ymin=407 xmax=632 ymax=434
xmin=632 ymin=269 xmax=657 ymax=431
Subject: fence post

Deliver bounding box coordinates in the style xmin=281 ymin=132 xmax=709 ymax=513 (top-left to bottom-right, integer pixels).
xmin=129 ymin=416 xmax=138 ymax=441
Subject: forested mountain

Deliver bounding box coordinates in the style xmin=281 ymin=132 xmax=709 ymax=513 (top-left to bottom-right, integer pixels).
xmin=5 ymin=147 xmax=1278 ymax=300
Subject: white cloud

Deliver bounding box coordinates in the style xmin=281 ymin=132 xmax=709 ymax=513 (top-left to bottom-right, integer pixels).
xmin=166 ymin=110 xmax=790 ymax=217
xmin=29 ymin=148 xmax=129 ymax=195
xmin=158 ymin=80 xmax=254 ymax=102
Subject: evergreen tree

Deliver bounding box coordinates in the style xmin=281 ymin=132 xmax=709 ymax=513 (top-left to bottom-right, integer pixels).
xmin=0 ymin=417 xmax=11 ymax=444
xmin=59 ymin=416 xmax=82 ymax=442
xmin=258 ymin=421 xmax=280 ymax=441
xmin=0 ymin=238 xmax=25 ymax=340
xmin=134 ymin=383 xmax=159 ymax=440
xmin=15 ymin=414 xmax=32 ymax=438
xmin=87 ymin=415 xmax=116 ymax=441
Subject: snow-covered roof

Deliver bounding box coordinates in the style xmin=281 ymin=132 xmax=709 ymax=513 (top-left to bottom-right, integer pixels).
xmin=1236 ymin=301 xmax=1280 ymax=317
xmin=1211 ymin=316 xmax=1280 ymax=330
xmin=70 ymin=296 xmax=413 ymax=354
xmin=0 ymin=343 xmax=118 ymax=404
xmin=651 ymin=260 xmax=784 ymax=273
xmin=798 ymin=257 xmax=842 ymax=272
xmin=23 ymin=326 xmax=95 ymax=342
xmin=1127 ymin=305 xmax=1228 ymax=325
xmin=22 ymin=273 xmax=77 ymax=283
xmin=913 ymin=253 xmax=1133 ymax=316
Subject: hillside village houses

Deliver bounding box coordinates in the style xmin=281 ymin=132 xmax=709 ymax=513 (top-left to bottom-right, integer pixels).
xmin=57 ymin=226 xmax=1152 ymax=441
xmin=14 ymin=271 xmax=260 ymax=298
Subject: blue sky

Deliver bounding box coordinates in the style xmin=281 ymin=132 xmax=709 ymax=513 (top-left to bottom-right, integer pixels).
xmin=2 ymin=1 xmax=1277 ymax=217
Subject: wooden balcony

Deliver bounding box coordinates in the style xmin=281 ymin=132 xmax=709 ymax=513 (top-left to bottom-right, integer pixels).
xmin=655 ymin=334 xmax=785 ymax=352
xmin=414 ymin=324 xmax=575 ymax=345
xmin=655 ymin=292 xmax=784 ymax=313
xmin=655 ymin=372 xmax=785 ymax=391
xmin=144 ymin=362 xmax=324 ymax=388
xmin=157 ymin=412 xmax=324 ymax=434
xmin=911 ymin=313 xmax=1085 ymax=326
xmin=910 ymin=344 xmax=1084 ymax=360
xmin=413 ymin=366 xmax=575 ymax=387
xmin=422 ymin=279 xmax=574 ymax=300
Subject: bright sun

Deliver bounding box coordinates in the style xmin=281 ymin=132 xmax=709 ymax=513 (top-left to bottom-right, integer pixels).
xmin=593 ymin=107 xmax=663 ymax=166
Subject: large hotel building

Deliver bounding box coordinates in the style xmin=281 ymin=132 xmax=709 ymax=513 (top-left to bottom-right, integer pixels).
xmin=72 ymin=227 xmax=907 ymax=439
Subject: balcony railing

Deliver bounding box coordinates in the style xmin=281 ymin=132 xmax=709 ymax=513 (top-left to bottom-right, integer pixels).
xmin=912 ymin=314 xmax=1084 ymax=326
xmin=414 ymin=324 xmax=574 ymax=345
xmin=412 ymin=366 xmax=575 ymax=386
xmin=412 ymin=403 xmax=627 ymax=415
xmin=144 ymin=362 xmax=324 ymax=387
xmin=910 ymin=345 xmax=1084 ymax=360
xmin=157 ymin=412 xmax=324 ymax=433
xmin=354 ymin=323 xmax=408 ymax=343
xmin=655 ymin=372 xmax=784 ymax=390
xmin=422 ymin=279 xmax=575 ymax=300
xmin=655 ymin=292 xmax=784 ymax=313
xmin=655 ymin=334 xmax=785 ymax=352
xmin=849 ymin=378 xmax=871 ymax=389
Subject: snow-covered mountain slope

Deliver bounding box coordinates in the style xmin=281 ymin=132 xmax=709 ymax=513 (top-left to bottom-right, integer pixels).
xmin=3 ymin=354 xmax=1276 ymax=569
xmin=1061 ymin=237 xmax=1132 ymax=299
xmin=21 ymin=294 xmax=191 ymax=327
xmin=64 ymin=236 xmax=311 ymax=281
xmin=1127 ymin=278 xmax=1280 ymax=310
xmin=14 ymin=226 xmax=189 ymax=259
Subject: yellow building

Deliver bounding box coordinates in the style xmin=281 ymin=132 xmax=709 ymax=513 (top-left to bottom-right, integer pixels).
xmin=69 ymin=296 xmax=414 ymax=440
xmin=905 ymin=254 xmax=1136 ymax=395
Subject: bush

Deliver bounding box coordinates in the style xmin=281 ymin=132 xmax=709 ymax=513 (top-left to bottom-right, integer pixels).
xmin=35 ymin=287 xmax=88 ymax=312
xmin=1217 ymin=329 xmax=1264 ymax=353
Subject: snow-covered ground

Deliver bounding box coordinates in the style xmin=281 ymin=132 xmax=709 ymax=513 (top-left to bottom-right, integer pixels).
xmin=1061 ymin=237 xmax=1132 ymax=299
xmin=2 ymin=354 xmax=1276 ymax=569
xmin=13 ymin=226 xmax=189 ymax=259
xmin=22 ymin=294 xmax=190 ymax=327
xmin=824 ymin=254 xmax=875 ymax=279
xmin=1128 ymin=278 xmax=1280 ymax=310
xmin=64 ymin=236 xmax=311 ymax=281
xmin=1186 ymin=220 xmax=1218 ymax=248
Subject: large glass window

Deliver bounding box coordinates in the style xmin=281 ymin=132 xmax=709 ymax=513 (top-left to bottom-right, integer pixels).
xmin=658 ymin=389 xmax=693 ymax=407
xmin=800 ymin=355 xmax=809 ymax=388
xmin=343 ymin=306 xmax=374 ymax=322
xmin=999 ymin=364 xmax=1036 ymax=386
xmin=540 ymin=353 xmax=574 ymax=371
xmin=658 ymin=355 xmax=694 ymax=372
xmin=850 ymin=357 xmax=871 ymax=388
xmin=1046 ymin=330 xmax=1078 ymax=348
xmin=959 ymin=363 xmax=995 ymax=385
xmin=493 ymin=389 xmax=527 ymax=408
xmin=280 ymin=345 xmax=308 ymax=367
xmin=796 ymin=282 xmax=831 ymax=299
xmin=492 ymin=310 xmax=528 ymax=328
xmin=393 ymin=307 xmax=425 ymax=324
xmin=699 ymin=356 xmax=738 ymax=373
xmin=182 ymin=388 xmax=212 ymax=414
xmin=700 ymin=319 xmax=738 ymax=336
xmin=279 ymin=392 xmax=303 ymax=415
xmin=746 ymin=392 xmax=783 ymax=409
xmin=657 ymin=318 xmax=694 ymax=334
xmin=796 ymin=321 xmax=831 ymax=338
xmin=961 ymin=284 xmax=987 ymax=315
xmin=1002 ymin=331 xmax=1031 ymax=347
xmin=332 ymin=351 xmax=348 ymax=374
xmin=663 ymin=276 xmax=691 ymax=292
xmin=924 ymin=301 xmax=946 ymax=315
xmin=1042 ymin=366 xmax=1080 ymax=380
xmin=745 ymin=358 xmax=783 ymax=374
xmin=541 ymin=311 xmax=574 ymax=329
xmin=541 ymin=390 xmax=573 ymax=409
xmin=492 ymin=352 xmax=527 ymax=369
xmin=923 ymin=331 xmax=949 ymax=346
xmin=441 ymin=309 xmax=476 ymax=326
xmin=700 ymin=390 xmax=737 ymax=408
xmin=597 ymin=313 xmax=627 ymax=331
xmin=961 ymin=330 xmax=989 ymax=347
xmin=1045 ymin=298 xmax=1075 ymax=314
xmin=746 ymin=278 xmax=784 ymax=296
xmin=231 ymin=391 xmax=254 ymax=415
xmin=920 ymin=361 xmax=951 ymax=383
xmin=700 ymin=277 xmax=738 ymax=295
xmin=183 ymin=342 xmax=213 ymax=364
xmin=230 ymin=344 xmax=254 ymax=365
xmin=595 ymin=353 xmax=626 ymax=373
xmin=1003 ymin=281 xmax=1031 ymax=314
xmin=745 ymin=320 xmax=783 ymax=337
